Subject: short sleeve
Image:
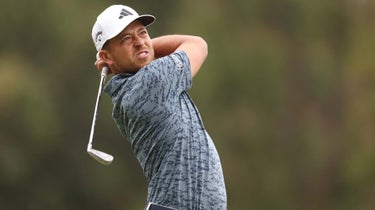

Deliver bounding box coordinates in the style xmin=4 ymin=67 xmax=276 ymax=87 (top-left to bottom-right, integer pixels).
xmin=146 ymin=50 xmax=192 ymax=95
xmin=132 ymin=50 xmax=192 ymax=104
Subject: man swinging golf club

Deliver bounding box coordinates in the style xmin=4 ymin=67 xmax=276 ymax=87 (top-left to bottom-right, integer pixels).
xmin=91 ymin=4 xmax=227 ymax=210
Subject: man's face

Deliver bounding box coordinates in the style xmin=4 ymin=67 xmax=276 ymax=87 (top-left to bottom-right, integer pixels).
xmin=104 ymin=20 xmax=154 ymax=74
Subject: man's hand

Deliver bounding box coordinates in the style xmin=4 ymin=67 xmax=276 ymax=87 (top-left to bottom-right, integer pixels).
xmin=94 ymin=54 xmax=112 ymax=74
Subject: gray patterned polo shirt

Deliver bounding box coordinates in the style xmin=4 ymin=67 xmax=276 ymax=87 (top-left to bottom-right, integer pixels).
xmin=104 ymin=51 xmax=227 ymax=210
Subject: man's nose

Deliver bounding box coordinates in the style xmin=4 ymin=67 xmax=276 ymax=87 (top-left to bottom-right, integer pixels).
xmin=133 ymin=35 xmax=145 ymax=47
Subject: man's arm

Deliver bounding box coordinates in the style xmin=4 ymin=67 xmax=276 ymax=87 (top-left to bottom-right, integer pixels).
xmin=152 ymin=35 xmax=208 ymax=77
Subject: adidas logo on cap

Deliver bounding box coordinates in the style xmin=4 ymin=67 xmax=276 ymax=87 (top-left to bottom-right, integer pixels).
xmin=119 ymin=8 xmax=133 ymax=19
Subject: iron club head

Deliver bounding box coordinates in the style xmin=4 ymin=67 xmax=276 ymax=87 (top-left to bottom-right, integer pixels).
xmin=87 ymin=147 xmax=114 ymax=165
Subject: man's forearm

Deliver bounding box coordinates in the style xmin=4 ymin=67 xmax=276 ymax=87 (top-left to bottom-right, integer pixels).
xmin=151 ymin=34 xmax=208 ymax=77
xmin=152 ymin=35 xmax=197 ymax=58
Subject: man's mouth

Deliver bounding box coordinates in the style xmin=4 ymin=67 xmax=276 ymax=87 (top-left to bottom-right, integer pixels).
xmin=136 ymin=50 xmax=149 ymax=59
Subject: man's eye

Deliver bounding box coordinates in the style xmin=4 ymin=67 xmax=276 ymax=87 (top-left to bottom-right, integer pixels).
xmin=140 ymin=30 xmax=148 ymax=35
xmin=121 ymin=35 xmax=131 ymax=43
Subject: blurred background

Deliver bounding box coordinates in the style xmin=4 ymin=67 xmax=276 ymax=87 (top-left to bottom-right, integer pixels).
xmin=1 ymin=0 xmax=375 ymax=209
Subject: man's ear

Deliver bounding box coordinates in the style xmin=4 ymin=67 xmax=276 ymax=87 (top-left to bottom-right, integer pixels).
xmin=98 ymin=50 xmax=114 ymax=65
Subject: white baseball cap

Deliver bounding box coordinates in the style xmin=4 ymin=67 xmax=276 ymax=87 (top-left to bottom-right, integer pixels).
xmin=92 ymin=5 xmax=155 ymax=51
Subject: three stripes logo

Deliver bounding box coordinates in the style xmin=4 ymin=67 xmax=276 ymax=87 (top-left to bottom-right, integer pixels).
xmin=119 ymin=8 xmax=133 ymax=19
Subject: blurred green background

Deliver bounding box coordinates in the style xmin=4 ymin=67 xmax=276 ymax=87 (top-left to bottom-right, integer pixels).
xmin=1 ymin=0 xmax=375 ymax=209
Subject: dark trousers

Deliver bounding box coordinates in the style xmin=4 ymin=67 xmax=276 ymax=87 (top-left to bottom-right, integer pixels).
xmin=145 ymin=203 xmax=177 ymax=210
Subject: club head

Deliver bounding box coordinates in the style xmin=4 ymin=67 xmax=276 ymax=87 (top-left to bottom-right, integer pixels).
xmin=87 ymin=148 xmax=114 ymax=165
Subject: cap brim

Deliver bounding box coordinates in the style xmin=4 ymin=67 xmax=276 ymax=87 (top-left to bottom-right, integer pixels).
xmin=136 ymin=15 xmax=156 ymax=27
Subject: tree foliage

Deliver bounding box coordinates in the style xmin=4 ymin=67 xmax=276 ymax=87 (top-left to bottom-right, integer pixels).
xmin=1 ymin=0 xmax=374 ymax=209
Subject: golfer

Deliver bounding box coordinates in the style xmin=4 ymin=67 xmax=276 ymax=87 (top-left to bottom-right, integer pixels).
xmin=91 ymin=5 xmax=227 ymax=210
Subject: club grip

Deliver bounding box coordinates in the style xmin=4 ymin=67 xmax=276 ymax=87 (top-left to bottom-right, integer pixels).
xmin=101 ymin=66 xmax=109 ymax=77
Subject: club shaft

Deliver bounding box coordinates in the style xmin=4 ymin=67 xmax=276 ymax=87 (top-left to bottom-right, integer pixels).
xmin=88 ymin=67 xmax=109 ymax=150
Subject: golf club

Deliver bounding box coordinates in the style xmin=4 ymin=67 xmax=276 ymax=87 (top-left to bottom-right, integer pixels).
xmin=87 ymin=66 xmax=114 ymax=165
